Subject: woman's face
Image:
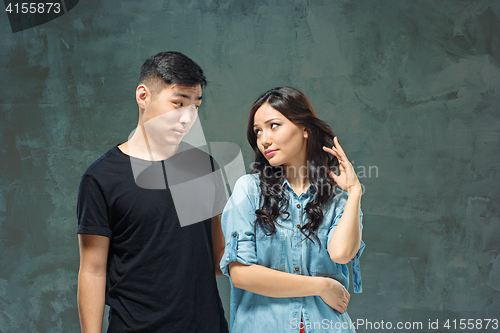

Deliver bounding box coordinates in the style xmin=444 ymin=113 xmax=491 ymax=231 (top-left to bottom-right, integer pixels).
xmin=253 ymin=103 xmax=308 ymax=167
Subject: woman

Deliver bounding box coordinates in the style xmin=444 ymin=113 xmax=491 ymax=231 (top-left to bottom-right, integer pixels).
xmin=220 ymin=87 xmax=365 ymax=333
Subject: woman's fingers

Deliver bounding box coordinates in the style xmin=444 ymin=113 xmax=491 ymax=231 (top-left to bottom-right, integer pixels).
xmin=338 ymin=297 xmax=348 ymax=313
xmin=324 ymin=139 xmax=357 ymax=191
xmin=334 ymin=139 xmax=350 ymax=164
xmin=342 ymin=287 xmax=350 ymax=308
xmin=319 ymin=278 xmax=351 ymax=313
xmin=324 ymin=138 xmax=350 ymax=164
xmin=322 ymin=146 xmax=338 ymax=157
xmin=334 ymin=136 xmax=346 ymax=156
xmin=322 ymin=146 xmax=345 ymax=164
xmin=345 ymin=288 xmax=351 ymax=301
xmin=328 ymin=170 xmax=338 ymax=183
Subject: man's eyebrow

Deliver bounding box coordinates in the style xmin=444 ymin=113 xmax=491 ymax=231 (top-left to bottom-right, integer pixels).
xmin=253 ymin=117 xmax=280 ymax=127
xmin=173 ymin=92 xmax=203 ymax=100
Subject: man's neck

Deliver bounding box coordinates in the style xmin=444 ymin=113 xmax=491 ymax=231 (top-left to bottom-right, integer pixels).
xmin=118 ymin=126 xmax=180 ymax=161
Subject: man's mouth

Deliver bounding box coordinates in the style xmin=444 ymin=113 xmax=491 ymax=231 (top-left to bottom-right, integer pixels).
xmin=172 ymin=129 xmax=186 ymax=136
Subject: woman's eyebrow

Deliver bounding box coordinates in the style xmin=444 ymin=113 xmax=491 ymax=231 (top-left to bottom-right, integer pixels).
xmin=254 ymin=117 xmax=280 ymax=128
xmin=264 ymin=117 xmax=280 ymax=124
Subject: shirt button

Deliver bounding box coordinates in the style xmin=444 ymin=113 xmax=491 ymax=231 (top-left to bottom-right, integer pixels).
xmin=296 ymin=224 xmax=301 ymax=229
xmin=296 ymin=204 xmax=301 ymax=209
xmin=232 ymin=232 xmax=237 ymax=238
xmin=294 ymin=267 xmax=299 ymax=272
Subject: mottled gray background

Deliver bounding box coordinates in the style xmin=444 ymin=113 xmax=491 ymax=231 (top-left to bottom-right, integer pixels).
xmin=1 ymin=0 xmax=499 ymax=332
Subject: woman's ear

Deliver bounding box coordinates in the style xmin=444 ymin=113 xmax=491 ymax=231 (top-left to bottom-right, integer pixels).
xmin=303 ymin=128 xmax=309 ymax=139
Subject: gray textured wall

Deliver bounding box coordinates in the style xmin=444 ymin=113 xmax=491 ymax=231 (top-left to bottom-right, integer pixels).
xmin=1 ymin=0 xmax=499 ymax=332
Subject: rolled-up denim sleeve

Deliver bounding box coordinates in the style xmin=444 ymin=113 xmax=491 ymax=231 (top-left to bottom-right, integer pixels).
xmin=327 ymin=190 xmax=365 ymax=293
xmin=351 ymin=238 xmax=365 ymax=293
xmin=220 ymin=175 xmax=259 ymax=277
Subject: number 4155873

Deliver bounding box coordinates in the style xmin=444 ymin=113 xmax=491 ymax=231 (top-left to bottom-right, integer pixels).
xmin=443 ymin=319 xmax=499 ymax=330
xmin=5 ymin=3 xmax=61 ymax=14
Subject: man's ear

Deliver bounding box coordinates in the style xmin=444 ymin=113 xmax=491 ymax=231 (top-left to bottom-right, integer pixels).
xmin=136 ymin=84 xmax=150 ymax=110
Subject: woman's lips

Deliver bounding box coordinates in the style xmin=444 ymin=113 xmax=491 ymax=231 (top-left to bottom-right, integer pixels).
xmin=265 ymin=149 xmax=277 ymax=157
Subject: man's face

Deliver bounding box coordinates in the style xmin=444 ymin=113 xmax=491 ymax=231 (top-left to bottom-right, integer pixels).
xmin=142 ymin=84 xmax=202 ymax=146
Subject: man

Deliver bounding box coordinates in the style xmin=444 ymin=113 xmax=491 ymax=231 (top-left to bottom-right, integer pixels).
xmin=77 ymin=52 xmax=229 ymax=333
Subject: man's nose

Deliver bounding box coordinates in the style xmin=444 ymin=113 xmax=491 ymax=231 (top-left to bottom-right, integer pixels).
xmin=179 ymin=104 xmax=197 ymax=125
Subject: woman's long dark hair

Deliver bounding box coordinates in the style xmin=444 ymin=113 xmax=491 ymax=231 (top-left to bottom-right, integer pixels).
xmin=247 ymin=86 xmax=340 ymax=246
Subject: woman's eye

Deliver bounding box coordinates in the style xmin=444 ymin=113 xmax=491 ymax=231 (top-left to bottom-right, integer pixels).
xmin=175 ymin=102 xmax=183 ymax=107
xmin=271 ymin=123 xmax=279 ymax=129
xmin=254 ymin=129 xmax=261 ymax=135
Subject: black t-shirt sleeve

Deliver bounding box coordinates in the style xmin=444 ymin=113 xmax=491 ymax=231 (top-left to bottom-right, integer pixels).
xmin=76 ymin=174 xmax=112 ymax=238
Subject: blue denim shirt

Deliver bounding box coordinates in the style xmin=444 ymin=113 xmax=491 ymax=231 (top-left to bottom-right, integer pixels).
xmin=220 ymin=174 xmax=365 ymax=333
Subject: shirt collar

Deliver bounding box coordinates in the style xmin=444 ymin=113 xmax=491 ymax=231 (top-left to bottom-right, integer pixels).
xmin=282 ymin=177 xmax=316 ymax=198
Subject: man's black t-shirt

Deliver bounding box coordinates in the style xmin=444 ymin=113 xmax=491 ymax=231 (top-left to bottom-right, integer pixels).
xmin=77 ymin=143 xmax=229 ymax=333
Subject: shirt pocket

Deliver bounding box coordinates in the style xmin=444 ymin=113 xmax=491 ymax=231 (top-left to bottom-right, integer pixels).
xmin=255 ymin=223 xmax=286 ymax=272
xmin=308 ymin=228 xmax=340 ymax=278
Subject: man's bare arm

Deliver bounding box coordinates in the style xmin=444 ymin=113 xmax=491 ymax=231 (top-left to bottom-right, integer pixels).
xmin=78 ymin=234 xmax=110 ymax=333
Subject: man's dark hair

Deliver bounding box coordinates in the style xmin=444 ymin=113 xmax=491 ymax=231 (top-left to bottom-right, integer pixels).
xmin=138 ymin=51 xmax=207 ymax=94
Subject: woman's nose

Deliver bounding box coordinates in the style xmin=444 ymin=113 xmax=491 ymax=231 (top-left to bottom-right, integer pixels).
xmin=260 ymin=131 xmax=272 ymax=148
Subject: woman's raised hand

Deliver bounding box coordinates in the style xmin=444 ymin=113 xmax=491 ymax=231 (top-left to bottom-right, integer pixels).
xmin=323 ymin=137 xmax=362 ymax=196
